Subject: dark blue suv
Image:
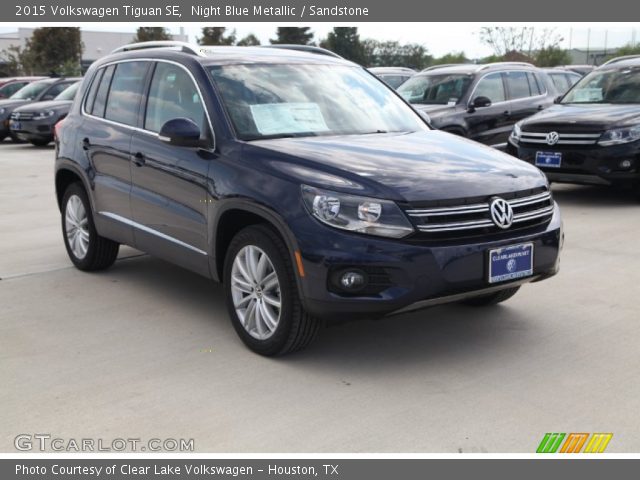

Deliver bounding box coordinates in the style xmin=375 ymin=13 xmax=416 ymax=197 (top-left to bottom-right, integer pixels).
xmin=55 ymin=42 xmax=563 ymax=355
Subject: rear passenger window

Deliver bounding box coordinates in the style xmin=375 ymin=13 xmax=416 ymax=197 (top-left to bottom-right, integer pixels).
xmin=91 ymin=65 xmax=115 ymax=118
xmin=527 ymin=72 xmax=542 ymax=95
xmin=144 ymin=62 xmax=206 ymax=134
xmin=45 ymin=83 xmax=69 ymax=99
xmin=505 ymin=71 xmax=532 ymax=100
xmin=474 ymin=72 xmax=506 ymax=103
xmin=104 ymin=62 xmax=149 ymax=126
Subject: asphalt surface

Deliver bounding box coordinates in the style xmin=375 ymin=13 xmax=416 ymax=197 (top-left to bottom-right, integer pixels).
xmin=1 ymin=139 xmax=639 ymax=453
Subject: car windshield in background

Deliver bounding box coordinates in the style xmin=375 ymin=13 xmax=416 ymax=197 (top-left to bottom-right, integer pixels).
xmin=397 ymin=73 xmax=473 ymax=105
xmin=562 ymin=68 xmax=640 ymax=104
xmin=208 ymin=64 xmax=425 ymax=141
xmin=10 ymin=82 xmax=49 ymax=100
xmin=55 ymin=82 xmax=79 ymax=101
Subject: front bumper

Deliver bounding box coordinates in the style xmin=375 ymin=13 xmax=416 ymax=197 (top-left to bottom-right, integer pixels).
xmin=9 ymin=117 xmax=54 ymax=143
xmin=294 ymin=203 xmax=562 ymax=321
xmin=509 ymin=139 xmax=640 ymax=187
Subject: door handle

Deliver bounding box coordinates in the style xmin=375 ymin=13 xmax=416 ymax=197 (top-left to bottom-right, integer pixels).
xmin=537 ymin=105 xmax=544 ymax=111
xmin=502 ymin=111 xmax=511 ymax=117
xmin=133 ymin=152 xmax=146 ymax=167
xmin=82 ymin=138 xmax=90 ymax=150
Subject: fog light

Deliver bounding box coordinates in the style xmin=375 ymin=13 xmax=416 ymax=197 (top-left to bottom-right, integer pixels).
xmin=619 ymin=159 xmax=633 ymax=169
xmin=340 ymin=270 xmax=367 ymax=290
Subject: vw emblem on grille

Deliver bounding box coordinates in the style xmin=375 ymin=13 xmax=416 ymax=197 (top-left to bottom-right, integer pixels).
xmin=546 ymin=131 xmax=560 ymax=145
xmin=507 ymin=259 xmax=517 ymax=272
xmin=489 ymin=197 xmax=514 ymax=229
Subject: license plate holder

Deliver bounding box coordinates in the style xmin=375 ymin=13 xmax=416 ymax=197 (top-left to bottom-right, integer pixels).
xmin=535 ymin=151 xmax=562 ymax=168
xmin=488 ymin=243 xmax=534 ymax=284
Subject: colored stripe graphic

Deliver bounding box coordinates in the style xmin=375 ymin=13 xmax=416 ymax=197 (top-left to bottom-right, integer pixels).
xmin=584 ymin=433 xmax=613 ymax=453
xmin=560 ymin=433 xmax=589 ymax=453
xmin=537 ymin=433 xmax=566 ymax=453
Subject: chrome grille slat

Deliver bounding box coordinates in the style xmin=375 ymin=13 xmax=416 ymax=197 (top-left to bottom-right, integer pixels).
xmin=407 ymin=190 xmax=553 ymax=235
xmin=520 ymin=130 xmax=601 ymax=146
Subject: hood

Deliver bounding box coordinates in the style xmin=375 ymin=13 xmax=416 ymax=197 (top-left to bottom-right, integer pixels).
xmin=13 ymin=100 xmax=72 ymax=113
xmin=0 ymin=99 xmax=29 ymax=111
xmin=521 ymin=103 xmax=640 ymax=131
xmin=248 ymin=130 xmax=546 ymax=203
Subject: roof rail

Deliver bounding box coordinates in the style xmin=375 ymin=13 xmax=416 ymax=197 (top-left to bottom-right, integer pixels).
xmin=421 ymin=63 xmax=466 ymax=72
xmin=112 ymin=41 xmax=205 ymax=57
xmin=262 ymin=44 xmax=343 ymax=59
xmin=601 ymin=54 xmax=640 ymax=66
xmin=479 ymin=61 xmax=535 ymax=70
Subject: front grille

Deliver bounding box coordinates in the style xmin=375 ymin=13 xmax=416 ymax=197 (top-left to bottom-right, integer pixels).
xmin=520 ymin=131 xmax=601 ymax=146
xmin=404 ymin=189 xmax=553 ymax=240
xmin=10 ymin=112 xmax=34 ymax=121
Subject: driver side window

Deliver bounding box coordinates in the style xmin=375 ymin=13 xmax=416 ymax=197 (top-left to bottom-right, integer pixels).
xmin=474 ymin=73 xmax=506 ymax=103
xmin=145 ymin=63 xmax=207 ymax=134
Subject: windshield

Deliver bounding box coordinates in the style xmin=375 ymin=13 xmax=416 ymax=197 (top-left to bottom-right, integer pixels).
xmin=55 ymin=82 xmax=79 ymax=101
xmin=397 ymin=73 xmax=473 ymax=104
xmin=10 ymin=81 xmax=50 ymax=100
xmin=562 ymin=68 xmax=640 ymax=104
xmin=208 ymin=64 xmax=425 ymax=141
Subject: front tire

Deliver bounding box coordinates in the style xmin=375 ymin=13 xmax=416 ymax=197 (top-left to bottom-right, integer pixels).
xmin=30 ymin=137 xmax=51 ymax=147
xmin=462 ymin=286 xmax=520 ymax=306
xmin=61 ymin=182 xmax=119 ymax=271
xmin=223 ymin=225 xmax=320 ymax=356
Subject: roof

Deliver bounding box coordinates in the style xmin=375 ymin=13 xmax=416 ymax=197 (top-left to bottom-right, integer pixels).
xmin=369 ymin=67 xmax=416 ymax=74
xmin=598 ymin=55 xmax=640 ymax=69
xmin=106 ymin=42 xmax=355 ymax=68
xmin=417 ymin=62 xmax=538 ymax=77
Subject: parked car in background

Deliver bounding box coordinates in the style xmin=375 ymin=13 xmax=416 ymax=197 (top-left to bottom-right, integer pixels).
xmin=397 ymin=62 xmax=558 ymax=147
xmin=0 ymin=77 xmax=80 ymax=142
xmin=369 ymin=67 xmax=416 ymax=89
xmin=55 ymin=42 xmax=562 ymax=356
xmin=558 ymin=65 xmax=595 ymax=76
xmin=508 ymin=55 xmax=640 ymax=194
xmin=10 ymin=81 xmax=80 ymax=146
xmin=543 ymin=68 xmax=583 ymax=95
xmin=0 ymin=77 xmax=47 ymax=99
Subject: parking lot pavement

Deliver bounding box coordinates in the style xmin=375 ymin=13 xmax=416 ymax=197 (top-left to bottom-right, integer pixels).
xmin=1 ymin=139 xmax=640 ymax=453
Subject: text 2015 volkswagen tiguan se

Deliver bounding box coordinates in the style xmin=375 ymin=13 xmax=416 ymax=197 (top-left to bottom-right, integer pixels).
xmin=55 ymin=42 xmax=563 ymax=355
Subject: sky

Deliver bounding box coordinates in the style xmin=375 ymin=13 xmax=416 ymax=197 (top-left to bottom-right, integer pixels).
xmin=0 ymin=23 xmax=638 ymax=58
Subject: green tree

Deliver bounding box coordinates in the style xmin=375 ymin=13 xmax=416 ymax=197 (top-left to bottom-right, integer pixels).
xmin=236 ymin=34 xmax=261 ymax=46
xmin=270 ymin=27 xmax=314 ymax=45
xmin=0 ymin=45 xmax=37 ymax=75
xmin=24 ymin=27 xmax=82 ymax=76
xmin=362 ymin=40 xmax=432 ymax=70
xmin=535 ymin=46 xmax=571 ymax=67
xmin=433 ymin=51 xmax=468 ymax=65
xmin=199 ymin=27 xmax=236 ymax=46
xmin=479 ymin=27 xmax=563 ymax=57
xmin=320 ymin=28 xmax=365 ymax=64
xmin=613 ymin=43 xmax=640 ymax=56
xmin=133 ymin=27 xmax=172 ymax=43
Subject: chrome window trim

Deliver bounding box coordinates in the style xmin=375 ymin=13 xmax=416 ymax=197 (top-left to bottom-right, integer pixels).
xmin=80 ymin=58 xmax=216 ymax=151
xmin=98 ymin=211 xmax=208 ymax=256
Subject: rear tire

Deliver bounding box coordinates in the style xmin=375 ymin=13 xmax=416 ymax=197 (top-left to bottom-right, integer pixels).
xmin=462 ymin=286 xmax=520 ymax=306
xmin=223 ymin=224 xmax=320 ymax=356
xmin=61 ymin=182 xmax=119 ymax=271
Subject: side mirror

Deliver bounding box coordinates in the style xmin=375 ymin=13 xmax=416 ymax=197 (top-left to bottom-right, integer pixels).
xmin=42 ymin=94 xmax=56 ymax=101
xmin=417 ymin=110 xmax=432 ymax=126
xmin=470 ymin=96 xmax=492 ymax=109
xmin=158 ymin=118 xmax=202 ymax=148
xmin=554 ymin=95 xmax=563 ymax=104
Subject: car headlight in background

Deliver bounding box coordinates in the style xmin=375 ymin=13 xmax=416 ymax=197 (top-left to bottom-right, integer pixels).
xmin=598 ymin=125 xmax=640 ymax=146
xmin=0 ymin=108 xmax=6 ymax=116
xmin=302 ymin=185 xmax=414 ymax=239
xmin=509 ymin=122 xmax=522 ymax=144
xmin=33 ymin=110 xmax=56 ymax=120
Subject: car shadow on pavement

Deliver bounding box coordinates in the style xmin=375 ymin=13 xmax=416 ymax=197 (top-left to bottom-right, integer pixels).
xmin=105 ymin=252 xmax=538 ymax=373
xmin=551 ymin=183 xmax=638 ymax=207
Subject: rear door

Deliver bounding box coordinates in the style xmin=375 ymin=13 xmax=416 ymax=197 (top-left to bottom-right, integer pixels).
xmin=466 ymin=72 xmax=512 ymax=145
xmin=129 ymin=61 xmax=213 ymax=276
xmin=80 ymin=61 xmax=150 ymax=246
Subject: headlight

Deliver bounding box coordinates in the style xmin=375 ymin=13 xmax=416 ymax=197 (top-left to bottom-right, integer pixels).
xmin=598 ymin=125 xmax=640 ymax=146
xmin=509 ymin=122 xmax=522 ymax=144
xmin=301 ymin=185 xmax=414 ymax=239
xmin=33 ymin=110 xmax=56 ymax=120
xmin=0 ymin=108 xmax=5 ymax=116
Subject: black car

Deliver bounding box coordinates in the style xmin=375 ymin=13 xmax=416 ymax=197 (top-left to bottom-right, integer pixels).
xmin=507 ymin=55 xmax=640 ymax=193
xmin=369 ymin=67 xmax=416 ymax=89
xmin=55 ymin=42 xmax=562 ymax=355
xmin=10 ymin=81 xmax=80 ymax=146
xmin=397 ymin=62 xmax=558 ymax=147
xmin=0 ymin=77 xmax=80 ymax=142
